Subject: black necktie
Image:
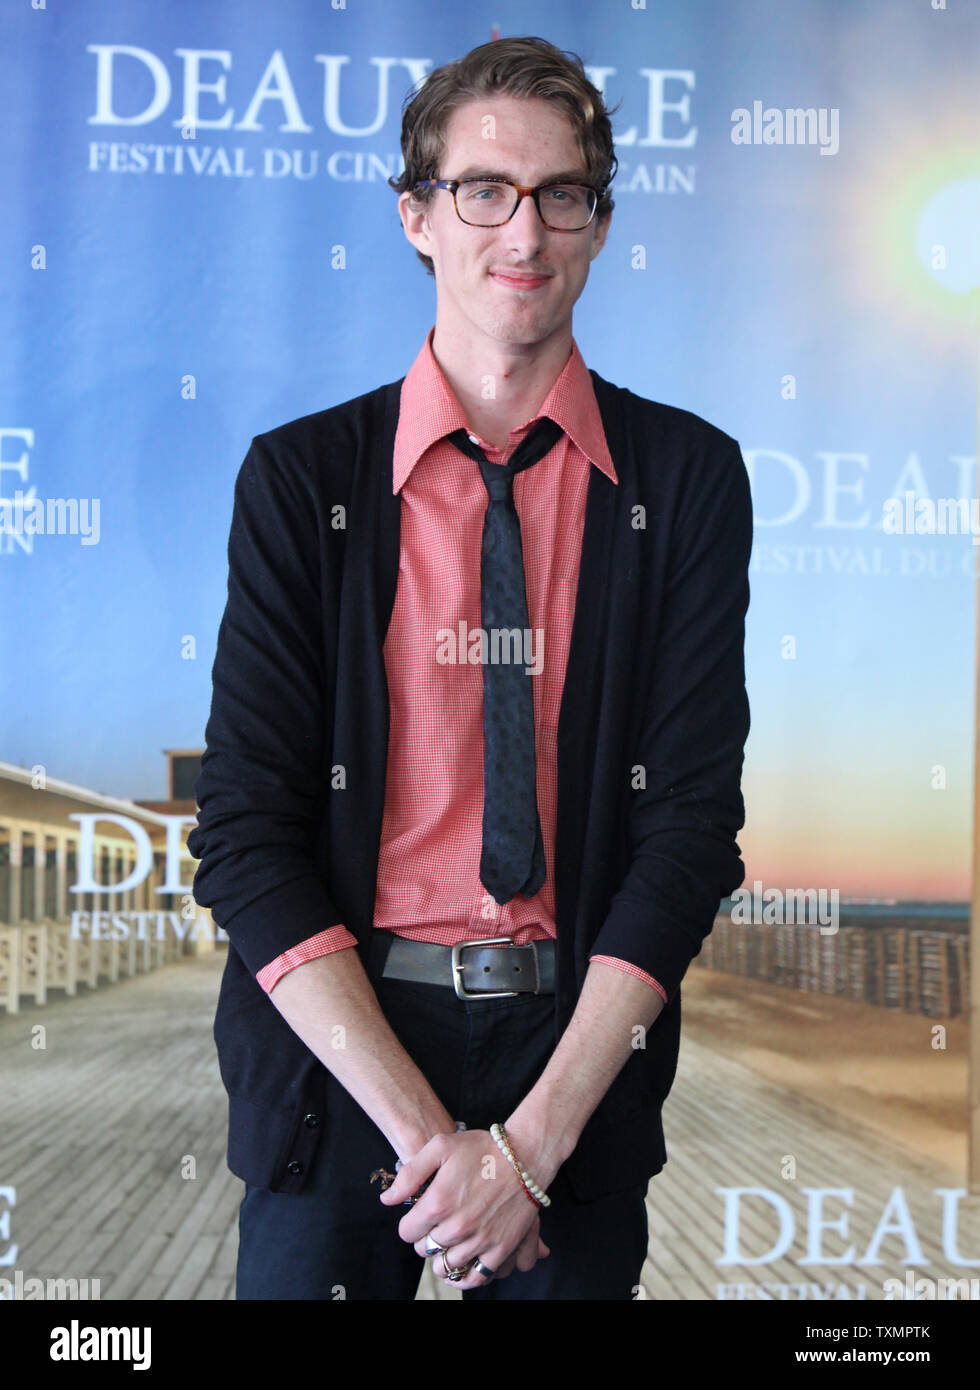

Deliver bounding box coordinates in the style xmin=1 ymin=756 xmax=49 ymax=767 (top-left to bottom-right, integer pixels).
xmin=445 ymin=416 xmax=564 ymax=904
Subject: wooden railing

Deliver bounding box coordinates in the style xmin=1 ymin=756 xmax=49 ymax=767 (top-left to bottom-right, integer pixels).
xmin=696 ymin=919 xmax=970 ymax=1018
xmin=0 ymin=915 xmax=209 ymax=1013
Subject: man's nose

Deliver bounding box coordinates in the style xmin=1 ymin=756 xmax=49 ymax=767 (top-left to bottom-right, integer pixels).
xmin=502 ymin=192 xmax=548 ymax=249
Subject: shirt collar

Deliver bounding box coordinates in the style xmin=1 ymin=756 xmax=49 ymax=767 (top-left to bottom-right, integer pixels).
xmin=393 ymin=325 xmax=618 ymax=494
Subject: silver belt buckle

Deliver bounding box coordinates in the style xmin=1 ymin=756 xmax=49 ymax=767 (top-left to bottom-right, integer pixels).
xmin=452 ymin=935 xmax=523 ymax=1000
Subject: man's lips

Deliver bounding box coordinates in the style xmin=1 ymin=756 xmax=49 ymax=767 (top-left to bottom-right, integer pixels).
xmin=490 ymin=270 xmax=552 ymax=289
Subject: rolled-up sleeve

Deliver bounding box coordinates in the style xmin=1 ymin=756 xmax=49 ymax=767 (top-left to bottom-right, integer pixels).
xmin=587 ymin=954 xmax=668 ymax=1003
xmin=186 ymin=435 xmax=346 ymax=980
xmin=587 ymin=433 xmax=752 ymax=1005
xmin=255 ymin=925 xmax=360 ymax=994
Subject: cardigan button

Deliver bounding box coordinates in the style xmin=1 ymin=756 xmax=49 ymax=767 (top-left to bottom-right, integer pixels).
xmin=286 ymin=1160 xmax=304 ymax=1176
xmin=303 ymin=1113 xmax=320 ymax=1128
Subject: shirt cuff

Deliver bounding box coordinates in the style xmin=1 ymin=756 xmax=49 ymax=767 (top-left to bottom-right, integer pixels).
xmin=256 ymin=924 xmax=359 ymax=993
xmin=588 ymin=953 xmax=669 ymax=1004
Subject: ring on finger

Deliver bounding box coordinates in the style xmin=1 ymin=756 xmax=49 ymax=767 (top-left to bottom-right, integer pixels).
xmin=442 ymin=1252 xmax=475 ymax=1282
xmin=472 ymin=1257 xmax=496 ymax=1279
xmin=424 ymin=1233 xmax=447 ymax=1257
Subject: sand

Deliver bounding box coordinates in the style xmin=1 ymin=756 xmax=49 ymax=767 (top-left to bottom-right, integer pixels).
xmin=681 ymin=964 xmax=971 ymax=1179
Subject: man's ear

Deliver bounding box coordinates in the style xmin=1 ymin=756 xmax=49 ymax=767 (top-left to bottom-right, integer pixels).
xmin=399 ymin=190 xmax=435 ymax=261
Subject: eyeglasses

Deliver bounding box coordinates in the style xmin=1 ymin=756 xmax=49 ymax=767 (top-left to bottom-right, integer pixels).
xmin=413 ymin=177 xmax=602 ymax=231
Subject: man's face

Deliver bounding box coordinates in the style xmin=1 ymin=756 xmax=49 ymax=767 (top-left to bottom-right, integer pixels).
xmin=399 ymin=94 xmax=611 ymax=350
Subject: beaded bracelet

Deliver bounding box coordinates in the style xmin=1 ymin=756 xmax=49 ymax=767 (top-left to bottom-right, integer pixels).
xmin=490 ymin=1122 xmax=551 ymax=1208
xmin=490 ymin=1124 xmax=546 ymax=1209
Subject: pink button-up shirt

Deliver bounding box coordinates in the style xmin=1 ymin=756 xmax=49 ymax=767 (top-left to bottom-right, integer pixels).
xmin=256 ymin=327 xmax=665 ymax=1004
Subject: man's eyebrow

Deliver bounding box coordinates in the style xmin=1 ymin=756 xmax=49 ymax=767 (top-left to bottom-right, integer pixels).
xmin=451 ymin=166 xmax=594 ymax=185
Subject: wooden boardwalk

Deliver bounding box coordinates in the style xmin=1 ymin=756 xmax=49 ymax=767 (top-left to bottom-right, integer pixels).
xmin=2 ymin=951 xmax=977 ymax=1301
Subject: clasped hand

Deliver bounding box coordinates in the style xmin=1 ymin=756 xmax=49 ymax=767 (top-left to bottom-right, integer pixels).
xmin=378 ymin=1128 xmax=549 ymax=1291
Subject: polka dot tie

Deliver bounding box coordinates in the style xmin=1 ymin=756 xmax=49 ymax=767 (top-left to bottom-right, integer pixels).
xmin=445 ymin=416 xmax=565 ymax=904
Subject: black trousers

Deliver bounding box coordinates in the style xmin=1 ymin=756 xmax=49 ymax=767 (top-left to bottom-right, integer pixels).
xmin=236 ymin=931 xmax=650 ymax=1300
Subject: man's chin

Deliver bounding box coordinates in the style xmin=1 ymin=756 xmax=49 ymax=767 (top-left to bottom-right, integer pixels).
xmin=479 ymin=308 xmax=564 ymax=345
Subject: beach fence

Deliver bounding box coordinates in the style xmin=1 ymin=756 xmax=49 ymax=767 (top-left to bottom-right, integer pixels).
xmin=0 ymin=912 xmax=217 ymax=1014
xmin=696 ymin=916 xmax=970 ymax=1019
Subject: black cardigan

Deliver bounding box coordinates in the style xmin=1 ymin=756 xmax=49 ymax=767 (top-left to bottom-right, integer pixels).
xmin=187 ymin=368 xmax=753 ymax=1201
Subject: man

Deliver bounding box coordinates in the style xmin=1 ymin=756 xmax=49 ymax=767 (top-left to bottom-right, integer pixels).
xmin=188 ymin=35 xmax=752 ymax=1301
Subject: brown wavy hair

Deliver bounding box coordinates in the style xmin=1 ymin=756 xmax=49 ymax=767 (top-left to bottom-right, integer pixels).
xmin=389 ymin=36 xmax=620 ymax=276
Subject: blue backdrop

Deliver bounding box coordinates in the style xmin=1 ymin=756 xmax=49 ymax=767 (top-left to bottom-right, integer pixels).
xmin=2 ymin=0 xmax=978 ymax=905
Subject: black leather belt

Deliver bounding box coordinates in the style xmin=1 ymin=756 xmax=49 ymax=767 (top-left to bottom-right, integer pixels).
xmin=382 ymin=935 xmax=555 ymax=998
